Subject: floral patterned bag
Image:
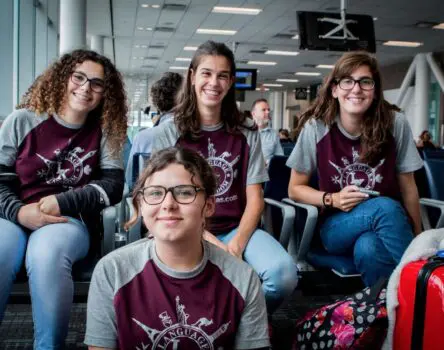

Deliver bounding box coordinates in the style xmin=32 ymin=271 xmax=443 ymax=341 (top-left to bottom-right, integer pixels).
xmin=293 ymin=279 xmax=388 ymax=350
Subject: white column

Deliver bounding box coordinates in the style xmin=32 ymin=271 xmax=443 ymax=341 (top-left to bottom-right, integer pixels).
xmin=59 ymin=0 xmax=86 ymax=54
xmin=414 ymin=53 xmax=429 ymax=138
xmin=271 ymin=91 xmax=284 ymax=130
xmin=90 ymin=35 xmax=104 ymax=54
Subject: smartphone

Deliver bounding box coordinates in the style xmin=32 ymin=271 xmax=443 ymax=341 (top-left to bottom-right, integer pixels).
xmin=358 ymin=188 xmax=380 ymax=196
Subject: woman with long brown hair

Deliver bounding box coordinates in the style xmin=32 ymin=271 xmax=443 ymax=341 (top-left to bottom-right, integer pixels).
xmin=152 ymin=40 xmax=298 ymax=315
xmin=0 ymin=49 xmax=127 ymax=348
xmin=287 ymin=51 xmax=423 ymax=286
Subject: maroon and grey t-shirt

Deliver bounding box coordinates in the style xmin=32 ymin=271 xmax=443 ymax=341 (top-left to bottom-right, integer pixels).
xmin=84 ymin=239 xmax=269 ymax=349
xmin=286 ymin=113 xmax=423 ymax=200
xmin=0 ymin=109 xmax=121 ymax=204
xmin=152 ymin=119 xmax=269 ymax=234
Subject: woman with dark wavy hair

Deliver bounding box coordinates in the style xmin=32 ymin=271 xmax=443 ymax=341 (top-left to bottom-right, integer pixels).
xmin=287 ymin=51 xmax=423 ymax=286
xmin=0 ymin=49 xmax=127 ymax=348
xmin=152 ymin=40 xmax=298 ymax=315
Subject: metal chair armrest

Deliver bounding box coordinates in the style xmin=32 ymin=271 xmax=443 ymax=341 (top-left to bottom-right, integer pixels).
xmin=263 ymin=198 xmax=296 ymax=252
xmin=420 ymin=197 xmax=444 ymax=229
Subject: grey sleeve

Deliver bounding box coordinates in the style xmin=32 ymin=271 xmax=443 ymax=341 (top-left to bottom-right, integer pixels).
xmin=286 ymin=120 xmax=317 ymax=174
xmin=151 ymin=121 xmax=179 ymax=153
xmin=245 ymin=129 xmax=269 ymax=185
xmin=275 ymin=134 xmax=284 ymax=156
xmin=100 ymin=134 xmax=124 ymax=170
xmin=393 ymin=113 xmax=423 ymax=173
xmin=125 ymin=129 xmax=153 ymax=188
xmin=234 ymin=272 xmax=270 ymax=349
xmin=84 ymin=258 xmax=118 ymax=349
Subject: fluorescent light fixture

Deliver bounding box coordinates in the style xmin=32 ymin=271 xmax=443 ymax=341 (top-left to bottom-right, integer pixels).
xmin=212 ymin=6 xmax=262 ymax=15
xmin=263 ymin=83 xmax=283 ymax=87
xmin=175 ymin=57 xmax=192 ymax=62
xmin=146 ymin=27 xmax=153 ymax=31
xmin=316 ymin=64 xmax=334 ymax=69
xmin=247 ymin=61 xmax=277 ymax=66
xmin=169 ymin=66 xmax=188 ymax=70
xmin=433 ymin=23 xmax=444 ymax=30
xmin=276 ymin=79 xmax=299 ymax=83
xmin=295 ymin=72 xmax=321 ymax=76
xmin=151 ymin=4 xmax=160 ymax=8
xmin=383 ymin=41 xmax=423 ymax=47
xmin=137 ymin=27 xmax=144 ymax=31
xmin=134 ymin=45 xmax=140 ymax=48
xmin=292 ymin=34 xmax=299 ymax=39
xmin=265 ymin=50 xmax=299 ymax=56
xmin=256 ymin=87 xmax=270 ymax=91
xmin=196 ymin=28 xmax=236 ymax=35
xmin=184 ymin=46 xmax=198 ymax=51
xmin=141 ymin=4 xmax=149 ymax=8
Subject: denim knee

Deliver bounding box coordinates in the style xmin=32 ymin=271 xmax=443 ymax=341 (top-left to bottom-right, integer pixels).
xmin=371 ymin=196 xmax=407 ymax=220
xmin=262 ymin=256 xmax=298 ymax=312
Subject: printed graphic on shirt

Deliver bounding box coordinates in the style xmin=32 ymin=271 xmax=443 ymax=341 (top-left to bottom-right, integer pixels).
xmin=132 ymin=296 xmax=230 ymax=350
xmin=206 ymin=138 xmax=239 ymax=199
xmin=36 ymin=146 xmax=97 ymax=187
xmin=329 ymin=147 xmax=384 ymax=189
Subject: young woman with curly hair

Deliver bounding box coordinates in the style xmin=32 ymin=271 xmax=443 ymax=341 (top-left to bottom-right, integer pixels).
xmin=0 ymin=49 xmax=127 ymax=348
xmin=152 ymin=41 xmax=298 ymax=315
xmin=287 ymin=51 xmax=423 ymax=286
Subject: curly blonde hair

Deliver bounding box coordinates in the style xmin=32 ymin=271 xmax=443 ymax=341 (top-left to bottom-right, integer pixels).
xmin=17 ymin=49 xmax=128 ymax=157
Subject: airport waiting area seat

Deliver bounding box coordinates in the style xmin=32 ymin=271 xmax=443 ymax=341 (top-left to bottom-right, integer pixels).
xmin=281 ymin=142 xmax=296 ymax=157
xmin=266 ymin=155 xmax=360 ymax=278
xmin=418 ymin=149 xmax=444 ymax=229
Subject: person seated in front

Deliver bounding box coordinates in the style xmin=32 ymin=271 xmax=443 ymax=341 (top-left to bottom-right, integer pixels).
xmin=84 ymin=147 xmax=270 ymax=350
xmin=287 ymin=51 xmax=423 ymax=286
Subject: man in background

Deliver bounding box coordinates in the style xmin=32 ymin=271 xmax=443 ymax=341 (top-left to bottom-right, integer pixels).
xmin=251 ymin=98 xmax=283 ymax=166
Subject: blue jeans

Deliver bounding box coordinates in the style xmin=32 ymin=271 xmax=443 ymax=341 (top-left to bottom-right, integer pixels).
xmin=0 ymin=217 xmax=89 ymax=350
xmin=320 ymin=197 xmax=413 ymax=286
xmin=217 ymin=227 xmax=298 ymax=314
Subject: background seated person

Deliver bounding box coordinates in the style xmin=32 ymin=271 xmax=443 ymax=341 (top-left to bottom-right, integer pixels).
xmin=0 ymin=49 xmax=127 ymax=348
xmin=84 ymin=147 xmax=270 ymax=350
xmin=251 ymin=98 xmax=284 ymax=167
xmin=287 ymin=51 xmax=423 ymax=287
xmin=416 ymin=130 xmax=437 ymax=150
xmin=152 ymin=40 xmax=298 ymax=314
xmin=126 ymin=72 xmax=183 ymax=187
xmin=279 ymin=128 xmax=293 ymax=144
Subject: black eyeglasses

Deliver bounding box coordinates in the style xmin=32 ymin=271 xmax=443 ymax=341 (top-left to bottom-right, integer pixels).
xmin=71 ymin=71 xmax=105 ymax=93
xmin=336 ymin=77 xmax=375 ymax=91
xmin=139 ymin=185 xmax=205 ymax=205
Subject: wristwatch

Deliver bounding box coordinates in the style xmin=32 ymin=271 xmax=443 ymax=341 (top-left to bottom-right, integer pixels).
xmin=323 ymin=192 xmax=333 ymax=208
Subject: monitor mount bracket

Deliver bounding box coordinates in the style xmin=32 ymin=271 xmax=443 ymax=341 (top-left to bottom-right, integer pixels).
xmin=317 ymin=0 xmax=358 ymax=40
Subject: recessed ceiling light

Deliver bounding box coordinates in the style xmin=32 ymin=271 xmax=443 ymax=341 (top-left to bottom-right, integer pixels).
xmin=265 ymin=50 xmax=299 ymax=56
xmin=141 ymin=45 xmax=148 ymax=48
xmin=373 ymin=17 xmax=378 ymax=21
xmin=433 ymin=23 xmax=444 ymax=30
xmin=383 ymin=41 xmax=423 ymax=47
xmin=292 ymin=34 xmax=299 ymax=39
xmin=169 ymin=66 xmax=188 ymax=70
xmin=276 ymin=79 xmax=299 ymax=83
xmin=263 ymin=83 xmax=283 ymax=87
xmin=196 ymin=28 xmax=236 ymax=35
xmin=295 ymin=72 xmax=321 ymax=76
xmin=247 ymin=61 xmax=277 ymax=66
xmin=137 ymin=27 xmax=144 ymax=31
xmin=134 ymin=45 xmax=140 ymax=48
xmin=141 ymin=4 xmax=149 ymax=8
xmin=175 ymin=57 xmax=192 ymax=62
xmin=146 ymin=27 xmax=153 ymax=31
xmin=316 ymin=64 xmax=335 ymax=69
xmin=256 ymin=87 xmax=270 ymax=91
xmin=184 ymin=46 xmax=198 ymax=51
xmin=151 ymin=4 xmax=160 ymax=8
xmin=212 ymin=6 xmax=262 ymax=15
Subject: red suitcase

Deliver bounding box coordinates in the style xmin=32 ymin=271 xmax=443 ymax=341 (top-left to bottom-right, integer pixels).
xmin=393 ymin=251 xmax=444 ymax=350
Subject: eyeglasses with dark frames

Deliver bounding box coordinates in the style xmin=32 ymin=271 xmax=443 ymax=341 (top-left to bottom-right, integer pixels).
xmin=336 ymin=77 xmax=375 ymax=91
xmin=71 ymin=71 xmax=105 ymax=93
xmin=139 ymin=185 xmax=205 ymax=205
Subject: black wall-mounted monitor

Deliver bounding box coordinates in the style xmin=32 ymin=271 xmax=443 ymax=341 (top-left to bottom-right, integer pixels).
xmin=235 ymin=69 xmax=257 ymax=90
xmin=297 ymin=11 xmax=376 ymax=53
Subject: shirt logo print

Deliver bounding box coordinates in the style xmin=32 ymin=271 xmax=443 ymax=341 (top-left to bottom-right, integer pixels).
xmin=133 ymin=296 xmax=230 ymax=349
xmin=329 ymin=147 xmax=384 ymax=189
xmin=205 ymin=138 xmax=239 ymax=197
xmin=36 ymin=146 xmax=97 ymax=186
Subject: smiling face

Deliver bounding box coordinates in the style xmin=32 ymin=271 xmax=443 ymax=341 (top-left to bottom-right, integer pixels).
xmin=62 ymin=60 xmax=105 ymax=122
xmin=190 ymin=55 xmax=234 ymax=118
xmin=140 ymin=163 xmax=215 ymax=245
xmin=331 ymin=65 xmax=375 ymax=120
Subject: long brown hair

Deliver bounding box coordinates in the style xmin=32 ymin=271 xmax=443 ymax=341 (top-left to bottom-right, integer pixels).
xmin=297 ymin=51 xmax=400 ymax=164
xmin=17 ymin=49 xmax=128 ymax=157
xmin=125 ymin=147 xmax=217 ymax=230
xmin=173 ymin=40 xmax=245 ymax=139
